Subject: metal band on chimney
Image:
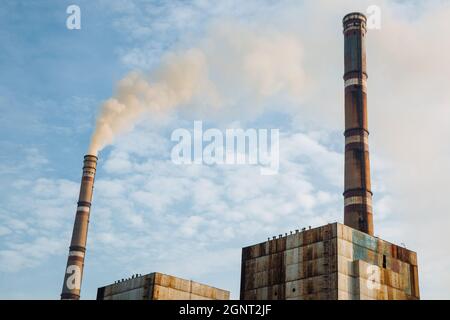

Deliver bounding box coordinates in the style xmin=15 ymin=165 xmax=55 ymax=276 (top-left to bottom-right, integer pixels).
xmin=69 ymin=245 xmax=86 ymax=252
xmin=345 ymin=133 xmax=368 ymax=145
xmin=76 ymin=206 xmax=90 ymax=212
xmin=345 ymin=77 xmax=367 ymax=92
xmin=344 ymin=195 xmax=372 ymax=207
xmin=69 ymin=251 xmax=85 ymax=258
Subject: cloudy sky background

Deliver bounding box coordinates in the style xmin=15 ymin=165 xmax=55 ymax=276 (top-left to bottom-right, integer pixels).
xmin=0 ymin=0 xmax=449 ymax=299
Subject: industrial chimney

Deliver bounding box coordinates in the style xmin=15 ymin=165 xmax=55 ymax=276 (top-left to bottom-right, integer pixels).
xmin=342 ymin=13 xmax=373 ymax=235
xmin=61 ymin=154 xmax=98 ymax=300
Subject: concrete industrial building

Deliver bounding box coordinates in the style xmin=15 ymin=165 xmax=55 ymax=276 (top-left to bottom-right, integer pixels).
xmin=240 ymin=223 xmax=419 ymax=300
xmin=240 ymin=13 xmax=420 ymax=300
xmin=96 ymin=272 xmax=230 ymax=300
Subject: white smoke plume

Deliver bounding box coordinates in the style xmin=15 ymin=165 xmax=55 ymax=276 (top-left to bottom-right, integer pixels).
xmin=88 ymin=22 xmax=306 ymax=155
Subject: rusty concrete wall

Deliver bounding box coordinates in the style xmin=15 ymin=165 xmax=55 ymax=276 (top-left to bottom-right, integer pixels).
xmin=336 ymin=223 xmax=419 ymax=300
xmin=98 ymin=272 xmax=230 ymax=300
xmin=240 ymin=223 xmax=419 ymax=300
xmin=99 ymin=274 xmax=154 ymax=300
xmin=241 ymin=224 xmax=338 ymax=300
xmin=152 ymin=273 xmax=229 ymax=300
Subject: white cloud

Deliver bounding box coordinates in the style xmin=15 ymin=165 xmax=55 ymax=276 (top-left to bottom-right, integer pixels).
xmin=0 ymin=226 xmax=12 ymax=237
xmin=0 ymin=236 xmax=66 ymax=272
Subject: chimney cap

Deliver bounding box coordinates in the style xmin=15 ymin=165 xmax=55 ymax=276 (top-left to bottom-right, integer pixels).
xmin=84 ymin=154 xmax=98 ymax=160
xmin=343 ymin=12 xmax=367 ymax=23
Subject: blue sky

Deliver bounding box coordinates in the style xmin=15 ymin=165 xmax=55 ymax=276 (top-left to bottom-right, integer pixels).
xmin=1 ymin=0 xmax=449 ymax=299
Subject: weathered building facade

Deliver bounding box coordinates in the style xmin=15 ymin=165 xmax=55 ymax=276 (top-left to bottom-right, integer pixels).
xmin=97 ymin=272 xmax=230 ymax=300
xmin=240 ymin=223 xmax=419 ymax=300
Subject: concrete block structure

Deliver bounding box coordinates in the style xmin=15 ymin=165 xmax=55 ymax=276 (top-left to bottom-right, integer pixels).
xmin=97 ymin=272 xmax=230 ymax=300
xmin=240 ymin=223 xmax=419 ymax=300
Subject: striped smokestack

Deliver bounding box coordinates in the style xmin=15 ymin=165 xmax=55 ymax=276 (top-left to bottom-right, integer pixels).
xmin=342 ymin=13 xmax=374 ymax=235
xmin=61 ymin=154 xmax=98 ymax=300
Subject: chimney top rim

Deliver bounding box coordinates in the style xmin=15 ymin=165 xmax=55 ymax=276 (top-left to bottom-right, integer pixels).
xmin=84 ymin=154 xmax=99 ymax=160
xmin=343 ymin=12 xmax=367 ymax=23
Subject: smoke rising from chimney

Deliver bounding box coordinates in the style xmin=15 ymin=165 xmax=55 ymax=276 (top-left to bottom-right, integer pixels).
xmin=88 ymin=23 xmax=306 ymax=155
xmin=88 ymin=49 xmax=210 ymax=154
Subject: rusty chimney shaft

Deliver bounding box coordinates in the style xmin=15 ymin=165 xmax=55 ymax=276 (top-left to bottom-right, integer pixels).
xmin=343 ymin=13 xmax=374 ymax=235
xmin=61 ymin=154 xmax=98 ymax=300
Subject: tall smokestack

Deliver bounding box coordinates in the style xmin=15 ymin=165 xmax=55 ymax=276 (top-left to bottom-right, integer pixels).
xmin=61 ymin=154 xmax=98 ymax=300
xmin=342 ymin=13 xmax=373 ymax=235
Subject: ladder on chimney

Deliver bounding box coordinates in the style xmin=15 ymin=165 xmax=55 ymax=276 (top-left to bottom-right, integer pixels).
xmin=322 ymin=225 xmax=333 ymax=300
